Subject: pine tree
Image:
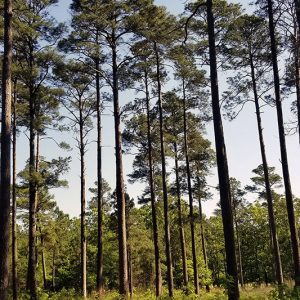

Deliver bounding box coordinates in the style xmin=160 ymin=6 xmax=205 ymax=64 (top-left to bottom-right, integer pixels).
xmin=206 ymin=0 xmax=239 ymax=298
xmin=266 ymin=0 xmax=300 ymax=287
xmin=54 ymin=60 xmax=95 ymax=298
xmin=223 ymin=14 xmax=283 ymax=286
xmin=0 ymin=0 xmax=13 ymax=299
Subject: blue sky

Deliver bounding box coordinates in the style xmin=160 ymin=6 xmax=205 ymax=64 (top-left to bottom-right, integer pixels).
xmin=16 ymin=0 xmax=299 ymax=218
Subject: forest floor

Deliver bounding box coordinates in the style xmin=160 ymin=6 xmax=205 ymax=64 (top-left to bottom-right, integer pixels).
xmin=17 ymin=285 xmax=296 ymax=299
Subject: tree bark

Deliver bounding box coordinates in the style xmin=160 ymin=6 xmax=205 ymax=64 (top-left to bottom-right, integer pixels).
xmin=295 ymin=26 xmax=300 ymax=143
xmin=112 ymin=35 xmax=129 ymax=295
xmin=27 ymin=84 xmax=38 ymax=300
xmin=95 ymin=54 xmax=104 ymax=296
xmin=39 ymin=227 xmax=47 ymax=289
xmin=267 ymin=0 xmax=300 ymax=287
xmin=232 ymin=196 xmax=244 ymax=287
xmin=154 ymin=41 xmax=174 ymax=297
xmin=173 ymin=142 xmax=188 ymax=289
xmin=128 ymin=247 xmax=133 ymax=298
xmin=182 ymin=78 xmax=199 ymax=294
xmin=79 ymin=97 xmax=87 ymax=299
xmin=295 ymin=0 xmax=300 ymax=33
xmin=197 ymin=179 xmax=210 ymax=292
xmin=12 ymin=79 xmax=18 ymax=300
xmin=249 ymin=53 xmax=283 ymax=285
xmin=0 ymin=0 xmax=12 ymax=299
xmin=145 ymin=71 xmax=162 ymax=297
xmin=206 ymin=1 xmax=239 ymax=298
xmin=52 ymin=248 xmax=56 ymax=291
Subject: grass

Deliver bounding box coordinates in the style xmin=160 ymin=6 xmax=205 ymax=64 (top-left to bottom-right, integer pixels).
xmin=14 ymin=285 xmax=296 ymax=299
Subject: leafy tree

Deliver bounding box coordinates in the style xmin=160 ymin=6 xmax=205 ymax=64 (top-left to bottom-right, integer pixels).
xmin=11 ymin=1 xmax=64 ymax=297
xmin=264 ymin=0 xmax=300 ymax=287
xmin=54 ymin=59 xmax=95 ymax=298
xmin=135 ymin=5 xmax=180 ymax=295
xmin=223 ymin=14 xmax=283 ymax=286
xmin=205 ymin=0 xmax=239 ymax=298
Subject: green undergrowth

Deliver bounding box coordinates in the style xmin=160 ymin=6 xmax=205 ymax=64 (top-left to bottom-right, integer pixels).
xmin=13 ymin=285 xmax=300 ymax=300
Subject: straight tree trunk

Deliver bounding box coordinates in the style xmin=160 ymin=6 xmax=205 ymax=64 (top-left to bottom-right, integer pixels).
xmin=95 ymin=55 xmax=104 ymax=296
xmin=79 ymin=99 xmax=87 ymax=299
xmin=154 ymin=41 xmax=174 ymax=297
xmin=111 ymin=36 xmax=128 ymax=295
xmin=173 ymin=142 xmax=188 ymax=289
xmin=267 ymin=0 xmax=300 ymax=287
xmin=232 ymin=197 xmax=244 ymax=287
xmin=27 ymin=85 xmax=37 ymax=300
xmin=127 ymin=247 xmax=133 ymax=298
xmin=249 ymin=54 xmax=283 ymax=285
xmin=0 ymin=1 xmax=12 ymax=299
xmin=295 ymin=0 xmax=300 ymax=33
xmin=182 ymin=78 xmax=199 ymax=294
xmin=12 ymin=79 xmax=18 ymax=300
xmin=295 ymin=27 xmax=300 ymax=143
xmin=39 ymin=228 xmax=47 ymax=289
xmin=52 ymin=248 xmax=56 ymax=291
xmin=206 ymin=1 xmax=239 ymax=298
xmin=196 ymin=179 xmax=210 ymax=292
xmin=145 ymin=71 xmax=162 ymax=297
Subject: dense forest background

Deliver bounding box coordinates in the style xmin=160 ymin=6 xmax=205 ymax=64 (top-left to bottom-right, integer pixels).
xmin=1 ymin=0 xmax=300 ymax=299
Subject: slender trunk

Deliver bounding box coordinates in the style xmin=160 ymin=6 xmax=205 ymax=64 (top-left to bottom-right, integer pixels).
xmin=52 ymin=248 xmax=56 ymax=291
xmin=79 ymin=99 xmax=87 ymax=299
xmin=173 ymin=142 xmax=188 ymax=288
xmin=232 ymin=199 xmax=244 ymax=287
xmin=154 ymin=42 xmax=174 ymax=297
xmin=112 ymin=36 xmax=128 ymax=295
xmin=39 ymin=227 xmax=47 ymax=289
xmin=197 ymin=180 xmax=210 ymax=292
xmin=145 ymin=71 xmax=162 ymax=297
xmin=0 ymin=1 xmax=12 ymax=299
xmin=27 ymin=87 xmax=37 ymax=300
xmin=295 ymin=0 xmax=300 ymax=33
xmin=267 ymin=0 xmax=300 ymax=287
xmin=128 ymin=247 xmax=133 ymax=298
xmin=182 ymin=78 xmax=199 ymax=294
xmin=35 ymin=135 xmax=40 ymax=271
xmin=250 ymin=54 xmax=283 ymax=285
xmin=295 ymin=26 xmax=300 ymax=143
xmin=12 ymin=80 xmax=18 ymax=300
xmin=206 ymin=1 xmax=239 ymax=298
xmin=95 ymin=55 xmax=104 ymax=295
xmin=26 ymin=29 xmax=38 ymax=297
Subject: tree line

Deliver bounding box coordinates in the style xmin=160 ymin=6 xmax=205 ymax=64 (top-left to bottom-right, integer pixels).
xmin=0 ymin=0 xmax=300 ymax=299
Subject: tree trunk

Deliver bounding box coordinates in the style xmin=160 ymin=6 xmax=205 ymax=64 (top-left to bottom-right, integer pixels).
xmin=267 ymin=0 xmax=300 ymax=287
xmin=206 ymin=1 xmax=239 ymax=298
xmin=12 ymin=79 xmax=18 ymax=300
xmin=27 ymin=86 xmax=37 ymax=300
xmin=182 ymin=78 xmax=199 ymax=294
xmin=79 ymin=98 xmax=87 ymax=299
xmin=295 ymin=0 xmax=300 ymax=33
xmin=95 ymin=54 xmax=104 ymax=296
xmin=52 ymin=248 xmax=56 ymax=291
xmin=0 ymin=0 xmax=12 ymax=299
xmin=111 ymin=36 xmax=128 ymax=295
xmin=295 ymin=26 xmax=300 ymax=143
xmin=232 ymin=197 xmax=244 ymax=287
xmin=39 ymin=227 xmax=47 ymax=290
xmin=173 ymin=142 xmax=188 ymax=289
xmin=145 ymin=71 xmax=162 ymax=297
xmin=154 ymin=41 xmax=174 ymax=297
xmin=197 ymin=180 xmax=210 ymax=292
xmin=128 ymin=247 xmax=133 ymax=298
xmin=249 ymin=53 xmax=283 ymax=285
